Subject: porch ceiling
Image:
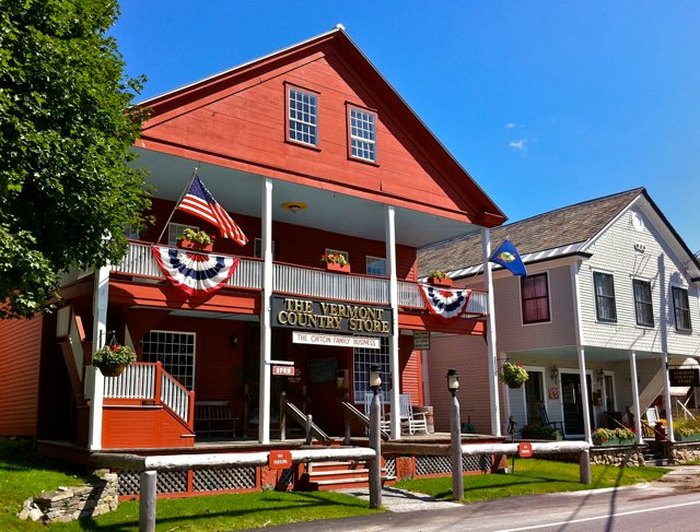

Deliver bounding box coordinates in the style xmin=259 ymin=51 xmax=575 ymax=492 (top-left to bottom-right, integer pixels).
xmin=506 ymin=345 xmax=666 ymax=362
xmin=134 ymin=149 xmax=482 ymax=248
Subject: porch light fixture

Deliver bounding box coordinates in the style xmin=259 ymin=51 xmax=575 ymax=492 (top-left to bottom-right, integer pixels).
xmin=550 ymin=365 xmax=559 ymax=382
xmin=281 ymin=201 xmax=307 ymax=214
xmin=369 ymin=365 xmax=382 ymax=393
xmin=446 ymin=368 xmax=459 ymax=396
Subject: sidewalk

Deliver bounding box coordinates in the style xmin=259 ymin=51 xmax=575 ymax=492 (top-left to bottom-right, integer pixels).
xmin=339 ymin=485 xmax=464 ymax=513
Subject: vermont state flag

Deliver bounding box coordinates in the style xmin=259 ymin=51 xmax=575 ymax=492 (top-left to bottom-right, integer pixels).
xmin=489 ymin=239 xmax=527 ymax=277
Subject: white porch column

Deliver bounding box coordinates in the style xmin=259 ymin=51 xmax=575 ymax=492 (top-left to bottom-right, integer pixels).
xmin=577 ymin=346 xmax=592 ymax=445
xmin=87 ymin=263 xmax=109 ymax=450
xmin=629 ymin=351 xmax=643 ymax=444
xmin=385 ymin=205 xmax=401 ymax=439
xmin=258 ymin=178 xmax=273 ymax=444
xmin=482 ymin=227 xmax=501 ymax=436
xmin=662 ymin=352 xmax=675 ymax=442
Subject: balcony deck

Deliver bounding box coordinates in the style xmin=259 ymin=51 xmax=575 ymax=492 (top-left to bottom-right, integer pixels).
xmin=78 ymin=241 xmax=487 ymax=316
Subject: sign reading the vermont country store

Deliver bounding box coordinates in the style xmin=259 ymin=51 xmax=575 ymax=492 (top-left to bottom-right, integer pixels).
xmin=271 ymin=296 xmax=391 ymax=336
xmin=669 ymin=368 xmax=699 ymax=387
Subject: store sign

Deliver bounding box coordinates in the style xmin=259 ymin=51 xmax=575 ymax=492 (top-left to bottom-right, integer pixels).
xmin=292 ymin=331 xmax=380 ymax=349
xmin=271 ymin=296 xmax=391 ymax=336
xmin=669 ymin=368 xmax=699 ymax=387
xmin=413 ymin=331 xmax=430 ymax=350
xmin=272 ymin=365 xmax=295 ymax=376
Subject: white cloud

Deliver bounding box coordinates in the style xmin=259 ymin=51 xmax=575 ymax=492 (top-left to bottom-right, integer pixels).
xmin=509 ymin=139 xmax=526 ymax=150
xmin=504 ymin=122 xmax=517 ymax=129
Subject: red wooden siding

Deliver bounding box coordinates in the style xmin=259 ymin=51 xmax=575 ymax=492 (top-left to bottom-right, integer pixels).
xmin=102 ymin=406 xmax=194 ymax=449
xmin=139 ymin=33 xmax=505 ymax=225
xmin=0 ymin=317 xmax=42 ymax=436
xmin=400 ymin=337 xmax=423 ymax=405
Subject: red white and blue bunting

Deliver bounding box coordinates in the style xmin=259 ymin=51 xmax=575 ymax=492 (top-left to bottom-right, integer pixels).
xmin=152 ymin=246 xmax=239 ymax=296
xmin=419 ymin=284 xmax=472 ymax=320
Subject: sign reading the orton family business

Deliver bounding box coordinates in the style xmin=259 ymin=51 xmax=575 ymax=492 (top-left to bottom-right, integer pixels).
xmin=669 ymin=368 xmax=700 ymax=387
xmin=271 ymin=296 xmax=392 ymax=336
xmin=293 ymin=331 xmax=380 ymax=349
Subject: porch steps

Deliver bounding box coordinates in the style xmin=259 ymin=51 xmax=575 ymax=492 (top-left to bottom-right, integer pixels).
xmin=300 ymin=460 xmax=393 ymax=491
xmin=643 ymin=440 xmax=669 ymax=467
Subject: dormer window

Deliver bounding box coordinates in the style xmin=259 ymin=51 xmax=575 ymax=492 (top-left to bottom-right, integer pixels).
xmin=287 ymin=85 xmax=318 ymax=147
xmin=347 ymin=105 xmax=377 ymax=163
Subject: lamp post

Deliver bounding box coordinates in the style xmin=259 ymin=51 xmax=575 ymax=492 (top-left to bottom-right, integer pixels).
xmin=368 ymin=365 xmax=382 ymax=509
xmin=447 ymin=368 xmax=463 ymax=501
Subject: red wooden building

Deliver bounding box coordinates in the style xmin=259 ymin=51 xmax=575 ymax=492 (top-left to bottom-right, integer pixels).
xmin=0 ymin=27 xmax=505 ymax=466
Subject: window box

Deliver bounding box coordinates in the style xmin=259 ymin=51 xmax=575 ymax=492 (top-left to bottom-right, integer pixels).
xmin=325 ymin=262 xmax=351 ymax=273
xmin=428 ymin=276 xmax=452 ymax=288
xmin=177 ymin=239 xmax=213 ymax=252
xmin=594 ymin=437 xmax=637 ymax=447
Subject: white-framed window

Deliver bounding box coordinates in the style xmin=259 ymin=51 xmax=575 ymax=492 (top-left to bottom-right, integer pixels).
xmin=366 ymin=256 xmax=386 ymax=276
xmin=633 ymin=279 xmax=654 ymax=327
xmin=353 ymin=336 xmax=389 ymax=402
xmin=521 ymin=272 xmax=550 ymax=324
xmin=348 ymin=105 xmax=377 ymax=162
xmin=287 ymin=85 xmax=318 ymax=147
xmin=141 ymin=330 xmax=196 ymax=390
xmin=672 ymin=286 xmax=692 ymax=332
xmin=593 ymin=271 xmax=617 ymax=322
xmin=254 ymin=238 xmax=275 ymax=259
xmin=168 ymin=222 xmax=198 ymax=246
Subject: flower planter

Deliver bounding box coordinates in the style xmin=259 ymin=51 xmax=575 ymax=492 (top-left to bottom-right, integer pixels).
xmin=594 ymin=437 xmax=637 ymax=447
xmin=177 ymin=239 xmax=213 ymax=252
xmin=97 ymin=364 xmax=127 ymax=377
xmin=325 ymin=262 xmax=351 ymax=273
xmin=428 ymin=276 xmax=452 ymax=288
xmin=675 ymin=433 xmax=700 ymax=442
xmin=506 ymin=381 xmax=523 ymax=389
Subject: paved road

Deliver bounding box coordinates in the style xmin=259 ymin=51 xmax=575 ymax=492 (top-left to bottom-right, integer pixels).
xmin=254 ymin=466 xmax=700 ymax=531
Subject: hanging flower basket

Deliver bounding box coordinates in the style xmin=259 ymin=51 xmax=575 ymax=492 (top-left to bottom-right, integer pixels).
xmin=500 ymin=361 xmax=529 ymax=388
xmin=92 ymin=344 xmax=137 ymax=378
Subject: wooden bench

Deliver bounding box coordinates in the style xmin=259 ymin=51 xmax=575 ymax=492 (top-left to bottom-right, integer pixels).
xmin=194 ymin=400 xmax=238 ymax=439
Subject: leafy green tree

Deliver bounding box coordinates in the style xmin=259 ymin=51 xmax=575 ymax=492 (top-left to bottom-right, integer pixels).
xmin=0 ymin=0 xmax=150 ymax=318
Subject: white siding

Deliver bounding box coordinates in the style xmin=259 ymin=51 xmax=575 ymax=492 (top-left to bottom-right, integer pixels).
xmin=579 ymin=206 xmax=700 ymax=356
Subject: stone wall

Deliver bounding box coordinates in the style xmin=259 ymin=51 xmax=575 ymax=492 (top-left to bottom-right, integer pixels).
xmin=590 ymin=445 xmax=645 ymax=467
xmin=670 ymin=442 xmax=700 ymax=464
xmin=18 ymin=469 xmax=118 ymax=524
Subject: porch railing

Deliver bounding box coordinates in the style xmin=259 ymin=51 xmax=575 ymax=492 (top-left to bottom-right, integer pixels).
xmin=103 ymin=361 xmax=193 ymax=427
xmin=109 ymin=241 xmax=487 ymax=315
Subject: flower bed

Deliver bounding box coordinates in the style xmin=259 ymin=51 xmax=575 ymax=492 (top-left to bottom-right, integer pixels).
xmin=592 ymin=427 xmax=637 ymax=446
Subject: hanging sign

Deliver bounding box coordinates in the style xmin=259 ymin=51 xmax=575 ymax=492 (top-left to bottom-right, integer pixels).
xmin=413 ymin=331 xmax=430 ymax=350
xmin=272 ymin=365 xmax=295 ymax=376
xmin=669 ymin=368 xmax=699 ymax=387
xmin=292 ymin=331 xmax=380 ymax=349
xmin=271 ymin=296 xmax=391 ymax=336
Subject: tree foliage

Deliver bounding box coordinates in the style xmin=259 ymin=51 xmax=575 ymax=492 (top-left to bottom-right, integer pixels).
xmin=0 ymin=0 xmax=151 ymax=318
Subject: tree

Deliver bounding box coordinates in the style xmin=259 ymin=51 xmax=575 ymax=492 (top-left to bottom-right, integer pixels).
xmin=0 ymin=0 xmax=151 ymax=318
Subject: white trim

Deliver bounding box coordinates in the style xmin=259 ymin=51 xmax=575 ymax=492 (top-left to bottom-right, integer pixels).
xmin=385 ymin=205 xmax=401 ymax=439
xmin=258 ymin=178 xmax=273 ymax=444
xmin=558 ymin=366 xmax=594 ymax=439
xmin=591 ymin=269 xmax=618 ymax=324
xmin=482 ymin=227 xmax=501 ymax=436
xmin=579 ymin=197 xmax=641 ymax=254
xmin=142 ymin=330 xmax=197 ymax=390
xmin=88 ymin=264 xmax=110 ymax=450
xmin=523 ymin=365 xmax=547 ymax=425
xmin=365 ymin=255 xmax=386 ymax=276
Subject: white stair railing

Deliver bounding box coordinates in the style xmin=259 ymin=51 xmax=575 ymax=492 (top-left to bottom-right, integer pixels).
xmin=160 ymin=369 xmax=192 ymax=424
xmin=103 ymin=363 xmax=156 ymax=399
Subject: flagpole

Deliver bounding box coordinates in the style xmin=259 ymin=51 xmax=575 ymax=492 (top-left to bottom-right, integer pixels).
xmin=154 ymin=166 xmax=200 ymax=245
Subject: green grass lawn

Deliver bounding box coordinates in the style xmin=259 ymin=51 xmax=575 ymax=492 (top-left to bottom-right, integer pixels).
xmin=0 ymin=438 xmax=378 ymax=531
xmin=396 ymin=457 xmax=668 ymax=503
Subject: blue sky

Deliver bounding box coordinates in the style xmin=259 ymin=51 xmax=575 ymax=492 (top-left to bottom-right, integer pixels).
xmin=112 ymin=1 xmax=700 ymax=253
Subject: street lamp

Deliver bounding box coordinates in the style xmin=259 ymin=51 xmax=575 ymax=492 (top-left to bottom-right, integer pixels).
xmin=447 ymin=368 xmax=463 ymax=501
xmin=447 ymin=368 xmax=459 ymax=395
xmin=368 ymin=365 xmax=382 ymax=509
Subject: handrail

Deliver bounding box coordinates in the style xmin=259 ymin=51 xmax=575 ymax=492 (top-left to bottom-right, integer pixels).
xmin=338 ymin=398 xmax=390 ymax=441
xmin=280 ymin=392 xmax=330 ymax=444
xmin=677 ymin=399 xmax=696 ymax=420
xmin=160 ymin=366 xmax=192 ymax=425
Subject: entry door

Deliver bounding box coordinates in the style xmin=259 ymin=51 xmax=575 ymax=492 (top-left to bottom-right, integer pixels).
xmin=561 ymin=373 xmax=592 ymax=435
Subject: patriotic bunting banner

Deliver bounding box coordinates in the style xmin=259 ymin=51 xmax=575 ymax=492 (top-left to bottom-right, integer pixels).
xmin=152 ymin=246 xmax=239 ymax=296
xmin=419 ymin=284 xmax=472 ymax=320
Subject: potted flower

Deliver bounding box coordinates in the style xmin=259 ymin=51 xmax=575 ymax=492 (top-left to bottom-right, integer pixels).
xmin=320 ymin=253 xmax=350 ymax=273
xmin=500 ymin=361 xmax=529 ymax=388
xmin=592 ymin=427 xmax=636 ymax=446
xmin=427 ymin=270 xmax=452 ymax=288
xmin=177 ymin=228 xmax=215 ymax=252
xmin=92 ymin=343 xmax=137 ymax=377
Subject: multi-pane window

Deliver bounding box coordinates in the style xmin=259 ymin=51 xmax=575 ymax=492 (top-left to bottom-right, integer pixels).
xmin=672 ymin=286 xmax=692 ymax=332
xmin=633 ymin=279 xmax=654 ymax=327
xmin=141 ymin=331 xmax=196 ymax=390
xmin=349 ymin=107 xmax=377 ymax=162
xmin=593 ymin=272 xmax=617 ymax=322
xmin=288 ymin=87 xmax=318 ymax=146
xmin=521 ymin=273 xmax=550 ymax=324
xmin=366 ymin=256 xmax=386 ymax=276
xmin=353 ymin=336 xmax=389 ymax=402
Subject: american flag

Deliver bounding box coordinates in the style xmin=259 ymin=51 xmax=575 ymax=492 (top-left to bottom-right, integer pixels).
xmin=177 ymin=175 xmax=248 ymax=246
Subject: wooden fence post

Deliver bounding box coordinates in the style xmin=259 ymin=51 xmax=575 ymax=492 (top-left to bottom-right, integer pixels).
xmin=139 ymin=470 xmax=157 ymax=532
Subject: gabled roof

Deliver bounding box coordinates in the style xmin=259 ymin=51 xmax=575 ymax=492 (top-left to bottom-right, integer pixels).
xmin=137 ymin=26 xmax=506 ymax=228
xmin=419 ymin=188 xmax=646 ymax=277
